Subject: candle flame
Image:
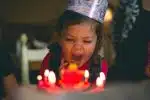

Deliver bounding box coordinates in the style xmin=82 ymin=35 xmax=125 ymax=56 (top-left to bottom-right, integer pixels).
xmin=37 ymin=75 xmax=42 ymax=80
xmin=84 ymin=70 xmax=89 ymax=78
xmin=48 ymin=71 xmax=56 ymax=84
xmin=100 ymin=72 xmax=106 ymax=81
xmin=96 ymin=77 xmax=103 ymax=87
xmin=44 ymin=69 xmax=50 ymax=77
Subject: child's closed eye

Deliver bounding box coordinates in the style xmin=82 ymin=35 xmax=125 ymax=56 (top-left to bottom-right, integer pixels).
xmin=65 ymin=38 xmax=75 ymax=42
xmin=83 ymin=40 xmax=92 ymax=43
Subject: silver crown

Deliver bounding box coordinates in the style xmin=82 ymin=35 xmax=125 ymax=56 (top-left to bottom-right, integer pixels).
xmin=66 ymin=0 xmax=108 ymax=23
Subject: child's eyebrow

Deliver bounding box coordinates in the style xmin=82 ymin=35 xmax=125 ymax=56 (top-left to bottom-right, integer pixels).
xmin=83 ymin=36 xmax=94 ymax=39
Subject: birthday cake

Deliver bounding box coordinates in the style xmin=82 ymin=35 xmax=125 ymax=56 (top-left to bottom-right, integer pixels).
xmin=59 ymin=63 xmax=89 ymax=88
xmin=36 ymin=63 xmax=106 ymax=93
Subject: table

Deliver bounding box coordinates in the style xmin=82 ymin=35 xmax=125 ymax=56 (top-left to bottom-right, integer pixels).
xmin=11 ymin=80 xmax=150 ymax=100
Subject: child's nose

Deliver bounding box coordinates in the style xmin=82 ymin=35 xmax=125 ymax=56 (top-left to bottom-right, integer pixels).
xmin=72 ymin=44 xmax=84 ymax=55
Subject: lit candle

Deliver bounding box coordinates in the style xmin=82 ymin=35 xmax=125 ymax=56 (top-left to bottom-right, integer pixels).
xmin=37 ymin=75 xmax=43 ymax=87
xmin=96 ymin=77 xmax=103 ymax=87
xmin=44 ymin=69 xmax=50 ymax=85
xmin=44 ymin=69 xmax=50 ymax=77
xmin=84 ymin=70 xmax=89 ymax=84
xmin=48 ymin=71 xmax=56 ymax=87
xmin=99 ymin=72 xmax=106 ymax=81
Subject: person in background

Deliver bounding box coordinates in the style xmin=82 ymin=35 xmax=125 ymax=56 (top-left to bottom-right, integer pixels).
xmin=40 ymin=0 xmax=109 ymax=86
xmin=0 ymin=43 xmax=18 ymax=100
xmin=108 ymin=0 xmax=150 ymax=81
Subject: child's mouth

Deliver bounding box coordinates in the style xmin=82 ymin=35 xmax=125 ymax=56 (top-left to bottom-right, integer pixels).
xmin=71 ymin=55 xmax=82 ymax=65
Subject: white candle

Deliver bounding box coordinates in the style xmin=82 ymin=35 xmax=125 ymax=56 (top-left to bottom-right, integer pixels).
xmin=99 ymin=72 xmax=106 ymax=81
xmin=84 ymin=70 xmax=89 ymax=79
xmin=48 ymin=71 xmax=56 ymax=85
xmin=96 ymin=77 xmax=103 ymax=87
xmin=37 ymin=75 xmax=42 ymax=81
xmin=37 ymin=75 xmax=43 ymax=87
xmin=44 ymin=69 xmax=50 ymax=77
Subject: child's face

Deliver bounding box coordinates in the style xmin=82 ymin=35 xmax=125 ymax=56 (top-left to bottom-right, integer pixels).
xmin=60 ymin=22 xmax=97 ymax=67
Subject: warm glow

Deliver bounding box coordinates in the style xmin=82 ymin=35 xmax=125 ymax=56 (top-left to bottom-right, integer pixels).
xmin=44 ymin=69 xmax=50 ymax=77
xmin=84 ymin=70 xmax=89 ymax=78
xmin=104 ymin=8 xmax=113 ymax=22
xmin=68 ymin=63 xmax=78 ymax=71
xmin=100 ymin=72 xmax=106 ymax=81
xmin=48 ymin=71 xmax=56 ymax=84
xmin=37 ymin=75 xmax=42 ymax=80
xmin=96 ymin=77 xmax=103 ymax=87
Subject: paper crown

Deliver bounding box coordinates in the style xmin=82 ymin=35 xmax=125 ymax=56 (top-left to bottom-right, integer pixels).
xmin=66 ymin=0 xmax=108 ymax=23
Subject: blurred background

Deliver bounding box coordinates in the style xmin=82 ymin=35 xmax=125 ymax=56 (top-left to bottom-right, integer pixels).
xmin=0 ymin=0 xmax=117 ymax=52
